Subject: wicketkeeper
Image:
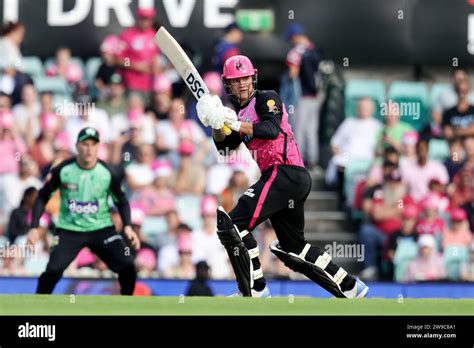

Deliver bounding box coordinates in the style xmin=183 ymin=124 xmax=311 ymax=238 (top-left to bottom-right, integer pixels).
xmin=197 ymin=55 xmax=369 ymax=298
xmin=27 ymin=127 xmax=140 ymax=295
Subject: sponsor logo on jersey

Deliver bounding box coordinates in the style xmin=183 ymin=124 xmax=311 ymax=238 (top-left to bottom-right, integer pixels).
xmin=244 ymin=188 xmax=255 ymax=198
xmin=267 ymin=99 xmax=280 ymax=114
xmin=63 ymin=183 xmax=78 ymax=191
xmin=67 ymin=200 xmax=99 ymax=214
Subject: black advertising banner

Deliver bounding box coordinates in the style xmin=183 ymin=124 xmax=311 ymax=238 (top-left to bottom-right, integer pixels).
xmin=1 ymin=0 xmax=474 ymax=66
xmin=0 ymin=315 xmax=472 ymax=346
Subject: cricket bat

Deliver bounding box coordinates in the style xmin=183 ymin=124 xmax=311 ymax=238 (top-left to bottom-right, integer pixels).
xmin=154 ymin=26 xmax=231 ymax=135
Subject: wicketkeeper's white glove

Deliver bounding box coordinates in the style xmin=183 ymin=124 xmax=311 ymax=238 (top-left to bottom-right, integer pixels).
xmin=196 ymin=94 xmax=223 ymax=127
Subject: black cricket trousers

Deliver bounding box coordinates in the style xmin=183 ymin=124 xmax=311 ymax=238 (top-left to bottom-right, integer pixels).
xmin=37 ymin=226 xmax=136 ymax=295
xmin=230 ymin=164 xmax=312 ymax=254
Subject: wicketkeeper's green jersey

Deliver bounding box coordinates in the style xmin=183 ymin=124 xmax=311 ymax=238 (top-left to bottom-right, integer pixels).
xmin=31 ymin=158 xmax=131 ymax=232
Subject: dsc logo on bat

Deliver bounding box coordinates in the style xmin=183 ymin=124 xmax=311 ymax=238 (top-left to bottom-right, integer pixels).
xmin=186 ymin=70 xmax=206 ymax=98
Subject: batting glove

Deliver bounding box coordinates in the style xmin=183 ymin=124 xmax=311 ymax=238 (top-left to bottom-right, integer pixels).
xmin=196 ymin=94 xmax=223 ymax=127
xmin=223 ymin=107 xmax=241 ymax=132
xmin=207 ymin=107 xmax=226 ymax=129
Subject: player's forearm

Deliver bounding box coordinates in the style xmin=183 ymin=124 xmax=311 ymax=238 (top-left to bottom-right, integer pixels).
xmin=30 ymin=183 xmax=56 ymax=228
xmin=115 ymin=201 xmax=132 ymax=228
xmin=239 ymin=122 xmax=253 ymax=137
xmin=30 ymin=196 xmax=47 ymax=228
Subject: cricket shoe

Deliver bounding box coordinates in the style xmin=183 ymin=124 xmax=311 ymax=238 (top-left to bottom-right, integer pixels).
xmin=343 ymin=277 xmax=369 ymax=299
xmin=228 ymin=286 xmax=272 ymax=298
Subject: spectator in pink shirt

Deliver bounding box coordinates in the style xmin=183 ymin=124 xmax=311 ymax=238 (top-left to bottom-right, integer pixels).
xmin=29 ymin=112 xmax=59 ymax=172
xmin=0 ymin=98 xmax=26 ymax=175
xmin=399 ymin=130 xmax=418 ymax=167
xmin=146 ymin=74 xmax=172 ymax=121
xmin=46 ymin=46 xmax=83 ymax=85
xmin=367 ymin=145 xmax=400 ymax=186
xmin=135 ymin=159 xmax=176 ymax=216
xmin=125 ymin=144 xmax=156 ymax=194
xmin=155 ymin=98 xmax=209 ymax=168
xmin=116 ymin=7 xmax=160 ymax=96
xmin=12 ymin=83 xmax=41 ymax=147
xmin=400 ymin=138 xmax=449 ymax=202
xmin=95 ymin=35 xmax=120 ymax=101
xmin=416 ymin=193 xmax=446 ymax=237
xmin=442 ymin=208 xmax=472 ymax=250
xmin=403 ymin=234 xmax=447 ymax=282
xmin=0 ymin=102 xmax=27 ymax=228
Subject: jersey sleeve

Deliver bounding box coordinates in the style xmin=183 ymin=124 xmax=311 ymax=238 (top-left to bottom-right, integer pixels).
xmin=253 ymin=90 xmax=283 ymax=139
xmin=107 ymin=164 xmax=132 ymax=227
xmin=213 ymin=130 xmax=243 ymax=154
xmin=30 ymin=160 xmax=66 ymax=228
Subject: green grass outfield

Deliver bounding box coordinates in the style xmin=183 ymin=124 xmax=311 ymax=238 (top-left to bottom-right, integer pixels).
xmin=0 ymin=295 xmax=473 ymax=315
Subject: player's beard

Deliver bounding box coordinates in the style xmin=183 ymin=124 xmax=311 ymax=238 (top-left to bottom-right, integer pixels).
xmin=233 ymin=82 xmax=254 ymax=104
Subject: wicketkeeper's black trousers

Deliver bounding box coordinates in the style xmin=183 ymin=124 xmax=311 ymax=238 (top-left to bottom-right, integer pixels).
xmin=37 ymin=226 xmax=136 ymax=295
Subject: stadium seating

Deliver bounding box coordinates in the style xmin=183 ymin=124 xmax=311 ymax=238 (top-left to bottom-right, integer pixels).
xmin=428 ymin=138 xmax=450 ymax=161
xmin=85 ymin=57 xmax=102 ymax=91
xmin=344 ymin=79 xmax=385 ymax=119
xmin=44 ymin=56 xmax=85 ymax=73
xmin=387 ymin=81 xmax=429 ymax=131
xmin=176 ymin=194 xmax=203 ymax=230
xmin=444 ymin=246 xmax=469 ymax=281
xmin=33 ymin=76 xmax=70 ymax=96
xmin=344 ymin=159 xmax=373 ymax=207
xmin=393 ymin=239 xmax=419 ymax=282
xmin=21 ymin=56 xmax=44 ymax=78
xmin=141 ymin=216 xmax=168 ymax=249
xmin=430 ymin=82 xmax=451 ymax=107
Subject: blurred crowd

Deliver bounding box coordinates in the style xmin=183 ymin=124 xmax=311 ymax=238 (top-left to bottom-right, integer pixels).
xmin=0 ymin=12 xmax=308 ymax=282
xmin=1 ymin=9 xmax=472 ymax=286
xmin=328 ymin=68 xmax=474 ymax=283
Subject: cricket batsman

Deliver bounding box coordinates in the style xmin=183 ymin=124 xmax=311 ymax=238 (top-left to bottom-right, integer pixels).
xmin=26 ymin=127 xmax=140 ymax=295
xmin=197 ymin=55 xmax=369 ymax=298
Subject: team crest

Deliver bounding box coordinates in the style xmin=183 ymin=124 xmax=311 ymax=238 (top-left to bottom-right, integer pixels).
xmin=235 ymin=60 xmax=243 ymax=71
xmin=267 ymin=99 xmax=279 ymax=114
xmin=63 ymin=183 xmax=78 ymax=191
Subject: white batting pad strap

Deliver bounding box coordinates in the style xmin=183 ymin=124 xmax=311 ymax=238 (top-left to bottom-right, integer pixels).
xmin=248 ymin=247 xmax=260 ymax=259
xmin=299 ymin=244 xmax=311 ymax=259
xmin=333 ymin=268 xmax=348 ymax=285
xmin=315 ymin=252 xmax=332 ymax=270
xmin=239 ymin=229 xmax=249 ymax=239
xmin=253 ymin=268 xmax=263 ymax=280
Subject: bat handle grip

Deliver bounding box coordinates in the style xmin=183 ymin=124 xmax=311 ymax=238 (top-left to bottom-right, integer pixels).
xmin=222 ymin=125 xmax=232 ymax=135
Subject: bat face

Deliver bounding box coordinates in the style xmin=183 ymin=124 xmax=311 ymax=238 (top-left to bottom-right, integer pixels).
xmin=185 ymin=70 xmax=207 ymax=99
xmin=154 ymin=27 xmax=209 ymax=100
xmin=154 ymin=26 xmax=231 ymax=135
